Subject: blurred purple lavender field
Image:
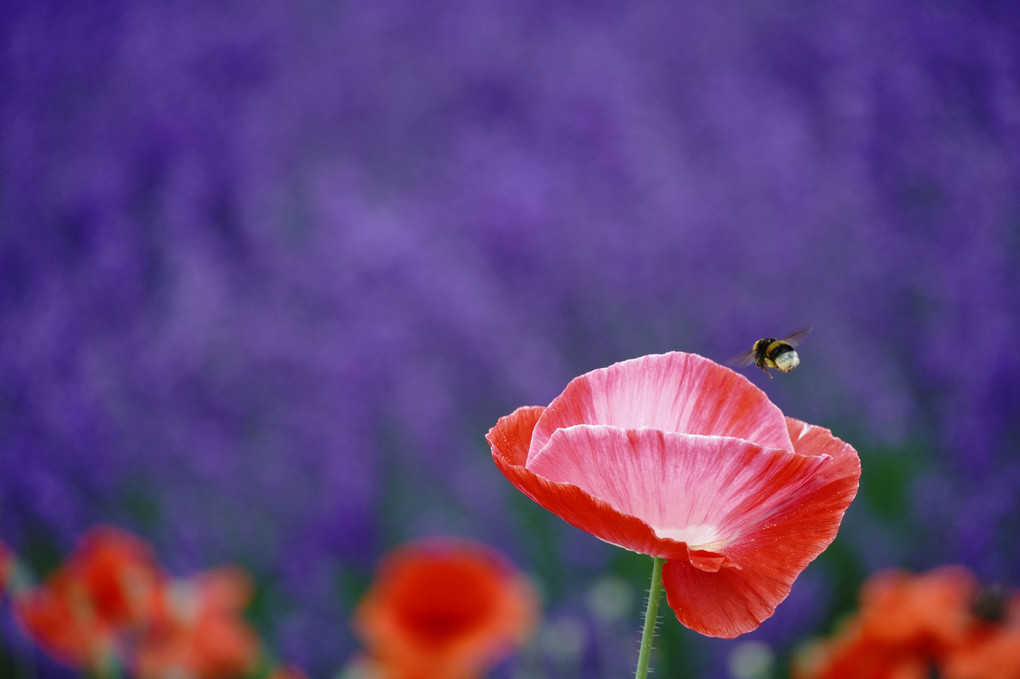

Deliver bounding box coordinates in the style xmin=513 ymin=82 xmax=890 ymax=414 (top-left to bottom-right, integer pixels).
xmin=2 ymin=1 xmax=1019 ymax=676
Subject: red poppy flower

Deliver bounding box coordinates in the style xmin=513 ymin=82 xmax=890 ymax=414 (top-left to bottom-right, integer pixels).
xmin=793 ymin=623 xmax=932 ymax=679
xmin=945 ymin=625 xmax=1020 ymax=679
xmin=65 ymin=527 xmax=167 ymax=626
xmin=353 ymin=539 xmax=539 ymax=679
xmin=488 ymin=352 xmax=860 ymax=638
xmin=856 ymin=566 xmax=977 ymax=654
xmin=14 ymin=573 xmax=119 ymax=671
xmin=132 ymin=566 xmax=262 ymax=679
xmin=13 ymin=527 xmax=165 ymax=671
xmin=944 ymin=586 xmax=1020 ymax=679
xmin=795 ymin=566 xmax=1020 ymax=679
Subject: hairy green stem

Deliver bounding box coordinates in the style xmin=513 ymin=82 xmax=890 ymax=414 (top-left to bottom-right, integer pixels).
xmin=635 ymin=556 xmax=665 ymax=679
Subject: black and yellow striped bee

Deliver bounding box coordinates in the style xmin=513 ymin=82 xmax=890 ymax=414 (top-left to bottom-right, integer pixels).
xmin=730 ymin=328 xmax=812 ymax=378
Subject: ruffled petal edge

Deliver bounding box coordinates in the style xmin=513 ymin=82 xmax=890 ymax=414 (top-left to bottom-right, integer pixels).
xmin=661 ymin=419 xmax=860 ymax=637
xmin=487 ymin=408 xmax=700 ymax=560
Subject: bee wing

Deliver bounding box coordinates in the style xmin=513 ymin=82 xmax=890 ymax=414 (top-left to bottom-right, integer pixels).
xmin=780 ymin=327 xmax=813 ymax=347
xmin=727 ymin=348 xmax=758 ymax=368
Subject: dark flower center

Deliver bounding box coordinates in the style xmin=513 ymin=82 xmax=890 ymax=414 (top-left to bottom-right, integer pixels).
xmin=970 ymin=583 xmax=1008 ymax=624
xmin=394 ymin=559 xmax=500 ymax=646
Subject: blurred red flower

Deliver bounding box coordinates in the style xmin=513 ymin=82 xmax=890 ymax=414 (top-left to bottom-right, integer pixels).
xmin=9 ymin=527 xmax=267 ymax=679
xmin=944 ymin=583 xmax=1020 ymax=679
xmin=795 ymin=566 xmax=1020 ymax=679
xmin=794 ymin=623 xmax=932 ymax=679
xmin=132 ymin=566 xmax=262 ymax=679
xmin=488 ymin=352 xmax=860 ymax=638
xmin=13 ymin=527 xmax=165 ymax=671
xmin=353 ymin=539 xmax=538 ymax=679
xmin=856 ymin=567 xmax=976 ymax=656
xmin=944 ymin=624 xmax=1020 ymax=679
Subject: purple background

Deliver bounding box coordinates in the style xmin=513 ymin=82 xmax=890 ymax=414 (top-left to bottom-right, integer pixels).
xmin=2 ymin=1 xmax=1019 ymax=676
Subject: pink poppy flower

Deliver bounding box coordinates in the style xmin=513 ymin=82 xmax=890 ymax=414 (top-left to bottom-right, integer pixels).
xmin=488 ymin=352 xmax=860 ymax=638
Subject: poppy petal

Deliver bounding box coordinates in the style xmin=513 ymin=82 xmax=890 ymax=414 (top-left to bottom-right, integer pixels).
xmin=529 ymin=425 xmax=830 ymax=561
xmin=530 ymin=353 xmax=792 ymax=460
xmin=353 ymin=539 xmax=538 ymax=678
xmin=661 ymin=420 xmax=861 ymax=637
xmin=487 ymin=406 xmax=545 ymax=468
xmin=488 ymin=410 xmax=693 ymax=560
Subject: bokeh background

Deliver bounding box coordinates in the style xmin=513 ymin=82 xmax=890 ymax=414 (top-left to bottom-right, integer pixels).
xmin=2 ymin=1 xmax=1019 ymax=677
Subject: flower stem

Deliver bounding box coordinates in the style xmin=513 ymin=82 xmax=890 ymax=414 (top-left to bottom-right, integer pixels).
xmin=635 ymin=556 xmax=664 ymax=679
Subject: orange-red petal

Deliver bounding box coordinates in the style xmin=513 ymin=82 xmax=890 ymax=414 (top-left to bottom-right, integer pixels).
xmin=68 ymin=527 xmax=165 ymax=627
xmin=353 ymin=539 xmax=538 ymax=679
xmin=944 ymin=625 xmax=1020 ymax=679
xmin=489 ymin=408 xmax=691 ymax=560
xmin=11 ymin=527 xmax=166 ymax=671
xmin=793 ymin=621 xmax=933 ymax=679
xmin=132 ymin=568 xmax=261 ymax=679
xmin=857 ymin=566 xmax=977 ymax=653
xmin=13 ymin=572 xmax=119 ymax=670
xmin=661 ymin=419 xmax=860 ymax=637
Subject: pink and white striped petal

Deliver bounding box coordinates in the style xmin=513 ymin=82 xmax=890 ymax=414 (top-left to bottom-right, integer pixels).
xmin=530 ymin=353 xmax=792 ymax=461
xmin=527 ymin=425 xmax=830 ymax=560
xmin=661 ymin=419 xmax=860 ymax=637
xmin=489 ymin=407 xmax=693 ymax=560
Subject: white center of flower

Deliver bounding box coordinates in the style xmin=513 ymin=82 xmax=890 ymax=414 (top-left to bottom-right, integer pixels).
xmin=654 ymin=523 xmax=724 ymax=550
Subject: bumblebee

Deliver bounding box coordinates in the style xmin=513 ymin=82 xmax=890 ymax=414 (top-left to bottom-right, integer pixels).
xmin=730 ymin=328 xmax=812 ymax=378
